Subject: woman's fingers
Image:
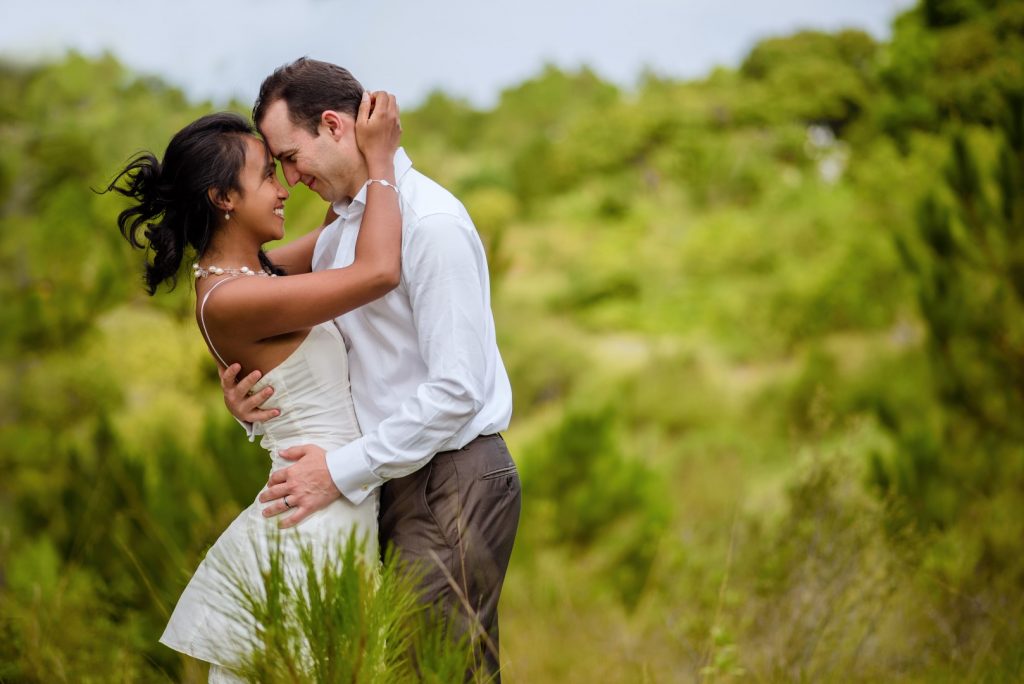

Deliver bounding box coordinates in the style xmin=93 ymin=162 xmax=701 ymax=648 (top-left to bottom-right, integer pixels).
xmin=369 ymin=91 xmax=397 ymax=121
xmin=370 ymin=90 xmax=388 ymax=117
xmin=356 ymin=90 xmax=401 ymax=165
xmin=363 ymin=90 xmax=383 ymax=122
xmin=358 ymin=89 xmax=398 ymax=126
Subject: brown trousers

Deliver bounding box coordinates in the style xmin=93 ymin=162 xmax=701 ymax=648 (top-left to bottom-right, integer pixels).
xmin=378 ymin=434 xmax=521 ymax=681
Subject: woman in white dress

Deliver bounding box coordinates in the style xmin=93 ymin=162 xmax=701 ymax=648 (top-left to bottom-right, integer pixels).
xmin=108 ymin=92 xmax=402 ymax=680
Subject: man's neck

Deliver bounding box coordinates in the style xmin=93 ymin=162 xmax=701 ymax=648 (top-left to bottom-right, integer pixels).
xmin=345 ymin=159 xmax=370 ymax=201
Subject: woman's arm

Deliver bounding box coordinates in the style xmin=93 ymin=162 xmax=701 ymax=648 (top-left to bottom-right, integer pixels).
xmin=207 ymin=92 xmax=403 ymax=341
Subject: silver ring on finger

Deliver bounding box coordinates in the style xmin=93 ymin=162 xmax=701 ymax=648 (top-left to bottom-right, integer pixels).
xmin=283 ymin=495 xmax=293 ymax=509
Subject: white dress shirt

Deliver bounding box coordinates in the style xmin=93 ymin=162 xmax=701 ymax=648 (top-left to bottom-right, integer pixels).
xmin=312 ymin=148 xmax=513 ymax=505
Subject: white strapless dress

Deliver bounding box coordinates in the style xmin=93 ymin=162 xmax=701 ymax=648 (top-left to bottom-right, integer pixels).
xmin=159 ymin=322 xmax=378 ymax=671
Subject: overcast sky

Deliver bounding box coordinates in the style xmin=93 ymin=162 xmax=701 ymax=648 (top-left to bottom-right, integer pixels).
xmin=2 ymin=0 xmax=914 ymax=108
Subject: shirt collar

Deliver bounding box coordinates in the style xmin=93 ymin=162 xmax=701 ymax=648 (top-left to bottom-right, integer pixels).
xmin=332 ymin=147 xmax=412 ymax=215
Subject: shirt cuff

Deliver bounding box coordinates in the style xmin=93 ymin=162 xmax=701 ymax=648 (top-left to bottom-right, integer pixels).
xmin=326 ymin=439 xmax=384 ymax=505
xmin=236 ymin=418 xmax=264 ymax=442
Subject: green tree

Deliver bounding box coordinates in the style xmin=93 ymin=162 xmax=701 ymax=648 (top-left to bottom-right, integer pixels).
xmin=876 ymin=89 xmax=1024 ymax=671
xmin=886 ymin=92 xmax=1024 ymax=520
xmin=740 ymin=30 xmax=878 ymax=132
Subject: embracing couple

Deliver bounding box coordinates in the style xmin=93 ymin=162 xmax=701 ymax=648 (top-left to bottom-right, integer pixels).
xmin=110 ymin=58 xmax=520 ymax=682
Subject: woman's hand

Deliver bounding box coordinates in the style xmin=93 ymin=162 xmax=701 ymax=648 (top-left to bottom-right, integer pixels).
xmin=355 ymin=90 xmax=401 ymax=179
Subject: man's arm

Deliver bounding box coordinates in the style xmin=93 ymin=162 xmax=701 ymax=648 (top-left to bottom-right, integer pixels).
xmin=326 ymin=212 xmax=491 ymax=505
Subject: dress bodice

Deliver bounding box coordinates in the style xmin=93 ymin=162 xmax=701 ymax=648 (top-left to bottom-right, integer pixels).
xmin=249 ymin=323 xmax=361 ymax=469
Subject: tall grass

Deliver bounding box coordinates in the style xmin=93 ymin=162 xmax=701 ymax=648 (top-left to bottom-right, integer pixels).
xmin=209 ymin=531 xmax=484 ymax=683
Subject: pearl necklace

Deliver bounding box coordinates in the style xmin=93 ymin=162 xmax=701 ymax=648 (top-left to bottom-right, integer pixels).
xmin=193 ymin=263 xmax=277 ymax=278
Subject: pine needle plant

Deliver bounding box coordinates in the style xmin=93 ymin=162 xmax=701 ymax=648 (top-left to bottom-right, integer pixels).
xmin=203 ymin=529 xmax=487 ymax=683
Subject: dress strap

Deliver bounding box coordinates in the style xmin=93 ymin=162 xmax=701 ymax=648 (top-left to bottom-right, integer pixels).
xmin=199 ymin=276 xmax=241 ymax=368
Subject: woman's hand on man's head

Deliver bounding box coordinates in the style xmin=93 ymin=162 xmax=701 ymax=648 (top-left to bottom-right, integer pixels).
xmin=355 ymin=90 xmax=401 ymax=177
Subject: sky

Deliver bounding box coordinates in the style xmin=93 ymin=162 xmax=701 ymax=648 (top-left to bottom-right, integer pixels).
xmin=1 ymin=0 xmax=914 ymax=109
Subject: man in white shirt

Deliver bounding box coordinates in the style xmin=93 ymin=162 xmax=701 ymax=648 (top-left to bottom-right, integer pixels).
xmin=221 ymin=58 xmax=520 ymax=679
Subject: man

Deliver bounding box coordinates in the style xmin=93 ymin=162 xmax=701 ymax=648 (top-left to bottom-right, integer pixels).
xmin=220 ymin=58 xmax=520 ymax=679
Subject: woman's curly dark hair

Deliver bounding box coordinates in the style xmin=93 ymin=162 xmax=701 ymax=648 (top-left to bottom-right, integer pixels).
xmin=106 ymin=112 xmax=282 ymax=294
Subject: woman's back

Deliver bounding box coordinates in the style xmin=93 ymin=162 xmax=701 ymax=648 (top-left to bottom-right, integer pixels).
xmin=198 ymin=276 xmax=361 ymax=462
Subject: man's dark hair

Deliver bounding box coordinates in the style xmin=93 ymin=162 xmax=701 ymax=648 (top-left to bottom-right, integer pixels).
xmin=253 ymin=58 xmax=364 ymax=136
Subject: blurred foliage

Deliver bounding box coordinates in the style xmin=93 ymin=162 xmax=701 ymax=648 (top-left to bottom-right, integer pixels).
xmin=871 ymin=86 xmax=1024 ymax=670
xmin=740 ymin=29 xmax=878 ymax=132
xmin=519 ymin=404 xmax=669 ymax=608
xmin=2 ymin=0 xmax=1023 ymax=680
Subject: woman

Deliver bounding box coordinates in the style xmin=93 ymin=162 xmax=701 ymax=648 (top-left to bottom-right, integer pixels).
xmin=108 ymin=92 xmax=402 ymax=681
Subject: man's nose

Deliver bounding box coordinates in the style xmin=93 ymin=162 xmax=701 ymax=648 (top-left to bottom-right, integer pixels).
xmin=283 ymin=164 xmax=300 ymax=187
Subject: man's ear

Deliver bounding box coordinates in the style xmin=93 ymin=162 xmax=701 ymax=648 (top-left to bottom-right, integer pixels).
xmin=320 ymin=110 xmax=348 ymax=141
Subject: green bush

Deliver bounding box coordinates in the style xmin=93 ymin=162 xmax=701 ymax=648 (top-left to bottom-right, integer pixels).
xmin=520 ymin=405 xmax=669 ymax=607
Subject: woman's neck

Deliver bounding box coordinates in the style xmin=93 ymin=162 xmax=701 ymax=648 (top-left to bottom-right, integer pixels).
xmin=201 ymin=232 xmax=263 ymax=270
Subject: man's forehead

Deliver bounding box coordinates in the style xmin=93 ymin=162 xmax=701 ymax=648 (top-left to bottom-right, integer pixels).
xmin=261 ymin=131 xmax=291 ymax=159
xmin=260 ymin=101 xmax=301 ymax=155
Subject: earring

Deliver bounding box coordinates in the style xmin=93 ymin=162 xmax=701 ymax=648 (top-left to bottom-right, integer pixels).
xmin=224 ymin=212 xmax=230 ymax=221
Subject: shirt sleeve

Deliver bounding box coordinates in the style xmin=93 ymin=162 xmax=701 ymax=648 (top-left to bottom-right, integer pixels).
xmin=236 ymin=417 xmax=264 ymax=442
xmin=325 ymin=212 xmax=489 ymax=504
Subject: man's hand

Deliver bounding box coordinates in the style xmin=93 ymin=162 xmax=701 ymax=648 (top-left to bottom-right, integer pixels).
xmin=220 ymin=363 xmax=280 ymax=423
xmin=259 ymin=444 xmax=342 ymax=528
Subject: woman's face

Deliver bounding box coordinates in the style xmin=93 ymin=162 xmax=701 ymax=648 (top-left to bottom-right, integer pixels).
xmin=227 ymin=135 xmax=289 ymax=243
